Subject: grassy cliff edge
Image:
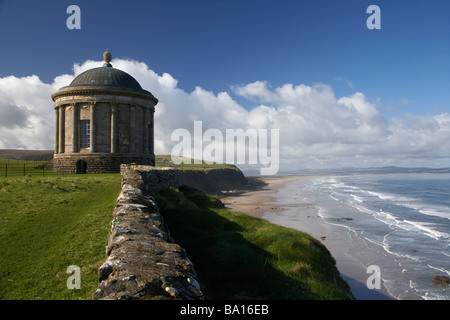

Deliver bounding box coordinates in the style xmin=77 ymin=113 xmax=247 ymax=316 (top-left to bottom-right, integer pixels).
xmin=154 ymin=186 xmax=354 ymax=300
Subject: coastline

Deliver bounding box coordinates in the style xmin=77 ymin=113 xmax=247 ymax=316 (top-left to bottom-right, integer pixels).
xmin=222 ymin=174 xmax=394 ymax=300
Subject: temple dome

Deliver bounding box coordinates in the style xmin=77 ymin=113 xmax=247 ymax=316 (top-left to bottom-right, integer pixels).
xmin=52 ymin=50 xmax=157 ymax=103
xmin=69 ymin=66 xmax=144 ymax=91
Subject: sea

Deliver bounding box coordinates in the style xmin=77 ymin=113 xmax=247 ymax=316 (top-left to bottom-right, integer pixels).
xmin=266 ymin=173 xmax=450 ymax=300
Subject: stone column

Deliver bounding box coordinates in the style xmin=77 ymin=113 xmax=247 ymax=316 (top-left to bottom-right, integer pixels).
xmin=110 ymin=104 xmax=117 ymax=153
xmin=59 ymin=105 xmax=65 ymax=154
xmin=71 ymin=103 xmax=78 ymax=153
xmin=54 ymin=107 xmax=59 ymax=154
xmin=90 ymin=103 xmax=96 ymax=152
xmin=143 ymin=106 xmax=149 ymax=154
xmin=150 ymin=109 xmax=154 ymax=155
xmin=129 ymin=105 xmax=136 ymax=153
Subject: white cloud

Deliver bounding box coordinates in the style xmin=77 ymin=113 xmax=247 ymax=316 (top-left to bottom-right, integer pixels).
xmin=335 ymin=76 xmax=354 ymax=88
xmin=233 ymin=80 xmax=275 ymax=103
xmin=0 ymin=75 xmax=55 ymax=149
xmin=0 ymin=58 xmax=449 ymax=170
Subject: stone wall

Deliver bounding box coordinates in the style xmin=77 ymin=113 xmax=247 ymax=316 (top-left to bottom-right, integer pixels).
xmin=51 ymin=154 xmax=155 ymax=174
xmin=120 ymin=164 xmax=182 ymax=194
xmin=93 ymin=165 xmax=250 ymax=299
xmin=94 ymin=166 xmax=209 ymax=300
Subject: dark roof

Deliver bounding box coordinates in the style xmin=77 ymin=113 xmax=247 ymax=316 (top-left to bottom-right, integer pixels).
xmin=51 ymin=50 xmax=158 ymax=103
xmin=69 ymin=66 xmax=144 ymax=91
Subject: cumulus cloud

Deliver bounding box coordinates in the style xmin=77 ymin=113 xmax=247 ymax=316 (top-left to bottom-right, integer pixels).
xmin=0 ymin=75 xmax=55 ymax=149
xmin=0 ymin=101 xmax=28 ymax=129
xmin=0 ymin=57 xmax=449 ymax=170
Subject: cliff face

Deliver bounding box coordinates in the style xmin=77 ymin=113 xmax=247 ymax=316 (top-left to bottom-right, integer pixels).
xmin=119 ymin=164 xmax=248 ymax=195
xmin=178 ymin=166 xmax=248 ymax=195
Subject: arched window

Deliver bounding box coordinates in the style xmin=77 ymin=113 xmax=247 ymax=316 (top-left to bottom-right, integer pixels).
xmin=80 ymin=120 xmax=90 ymax=149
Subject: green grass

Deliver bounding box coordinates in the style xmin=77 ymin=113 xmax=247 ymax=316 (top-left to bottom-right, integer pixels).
xmin=154 ymin=186 xmax=354 ymax=300
xmin=0 ymin=174 xmax=122 ymax=299
xmin=0 ymin=159 xmax=56 ymax=178
xmin=155 ymin=155 xmax=236 ymax=171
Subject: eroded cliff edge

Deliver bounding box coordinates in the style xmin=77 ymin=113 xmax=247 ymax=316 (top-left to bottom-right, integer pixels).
xmin=178 ymin=165 xmax=248 ymax=195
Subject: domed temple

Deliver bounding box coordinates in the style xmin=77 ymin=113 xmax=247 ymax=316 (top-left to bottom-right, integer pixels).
xmin=51 ymin=50 xmax=158 ymax=174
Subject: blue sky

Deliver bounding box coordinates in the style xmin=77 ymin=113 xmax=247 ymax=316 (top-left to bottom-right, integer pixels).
xmin=0 ymin=0 xmax=449 ymax=170
xmin=1 ymin=0 xmax=448 ymax=115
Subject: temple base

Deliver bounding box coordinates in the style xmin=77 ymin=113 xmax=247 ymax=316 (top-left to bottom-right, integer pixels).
xmin=51 ymin=153 xmax=155 ymax=174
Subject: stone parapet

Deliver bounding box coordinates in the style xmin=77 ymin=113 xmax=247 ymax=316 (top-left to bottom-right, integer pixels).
xmin=94 ymin=166 xmax=208 ymax=300
xmin=120 ymin=164 xmax=181 ymax=194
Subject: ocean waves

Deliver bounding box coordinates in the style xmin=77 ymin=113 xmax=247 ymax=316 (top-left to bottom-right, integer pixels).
xmin=305 ymin=173 xmax=450 ymax=300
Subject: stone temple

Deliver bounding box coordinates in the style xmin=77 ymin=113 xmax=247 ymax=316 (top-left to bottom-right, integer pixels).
xmin=51 ymin=50 xmax=158 ymax=174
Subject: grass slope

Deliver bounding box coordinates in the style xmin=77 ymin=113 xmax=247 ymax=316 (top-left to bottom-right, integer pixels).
xmin=155 ymin=155 xmax=236 ymax=171
xmin=155 ymin=186 xmax=354 ymax=300
xmin=0 ymin=174 xmax=122 ymax=299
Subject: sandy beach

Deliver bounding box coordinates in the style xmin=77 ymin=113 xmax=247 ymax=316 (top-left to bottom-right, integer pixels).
xmin=221 ymin=175 xmax=300 ymax=218
xmin=222 ymin=175 xmax=394 ymax=300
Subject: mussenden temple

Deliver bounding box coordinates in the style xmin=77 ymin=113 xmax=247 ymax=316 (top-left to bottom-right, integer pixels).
xmin=51 ymin=50 xmax=158 ymax=174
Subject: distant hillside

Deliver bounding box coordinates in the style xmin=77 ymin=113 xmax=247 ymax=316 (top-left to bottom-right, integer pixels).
xmin=154 ymin=154 xmax=237 ymax=171
xmin=281 ymin=166 xmax=450 ymax=176
xmin=0 ymin=149 xmax=54 ymax=161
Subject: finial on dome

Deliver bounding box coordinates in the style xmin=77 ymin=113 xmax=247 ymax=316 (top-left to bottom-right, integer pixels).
xmin=103 ymin=49 xmax=112 ymax=67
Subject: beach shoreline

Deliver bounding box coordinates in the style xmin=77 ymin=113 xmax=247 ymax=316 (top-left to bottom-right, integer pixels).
xmin=221 ymin=175 xmax=300 ymax=218
xmin=222 ymin=174 xmax=395 ymax=300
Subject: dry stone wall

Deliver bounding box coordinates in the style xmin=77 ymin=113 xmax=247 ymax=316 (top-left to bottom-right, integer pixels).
xmin=94 ymin=165 xmax=209 ymax=300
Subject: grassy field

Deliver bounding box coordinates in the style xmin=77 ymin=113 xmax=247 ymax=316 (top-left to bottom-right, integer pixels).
xmin=0 ymin=159 xmax=56 ymax=178
xmin=155 ymin=186 xmax=354 ymax=300
xmin=0 ymin=174 xmax=122 ymax=299
xmin=155 ymin=154 xmax=235 ymax=170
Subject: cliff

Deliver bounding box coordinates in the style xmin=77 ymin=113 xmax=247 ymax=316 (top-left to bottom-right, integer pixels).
xmin=178 ymin=166 xmax=248 ymax=195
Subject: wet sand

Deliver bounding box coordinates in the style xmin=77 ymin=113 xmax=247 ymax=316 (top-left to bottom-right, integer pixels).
xmin=222 ymin=175 xmax=394 ymax=300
